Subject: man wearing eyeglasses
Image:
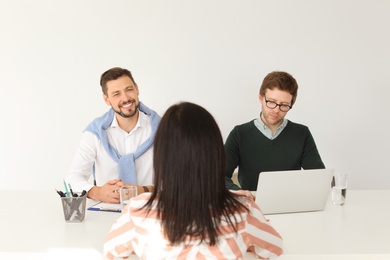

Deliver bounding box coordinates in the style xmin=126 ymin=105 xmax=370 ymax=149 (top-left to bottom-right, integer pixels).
xmin=225 ymin=71 xmax=325 ymax=191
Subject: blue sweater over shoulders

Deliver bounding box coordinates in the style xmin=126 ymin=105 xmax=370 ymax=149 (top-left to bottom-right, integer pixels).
xmin=224 ymin=119 xmax=325 ymax=191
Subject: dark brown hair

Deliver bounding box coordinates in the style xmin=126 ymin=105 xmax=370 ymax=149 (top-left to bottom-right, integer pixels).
xmin=143 ymin=102 xmax=248 ymax=246
xmin=100 ymin=67 xmax=136 ymax=95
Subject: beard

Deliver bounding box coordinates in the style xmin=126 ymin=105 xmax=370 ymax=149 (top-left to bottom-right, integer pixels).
xmin=113 ymin=101 xmax=139 ymax=118
xmin=262 ymin=111 xmax=283 ymax=127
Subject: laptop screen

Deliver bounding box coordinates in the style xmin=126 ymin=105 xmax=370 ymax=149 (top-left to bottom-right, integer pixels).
xmin=254 ymin=169 xmax=334 ymax=215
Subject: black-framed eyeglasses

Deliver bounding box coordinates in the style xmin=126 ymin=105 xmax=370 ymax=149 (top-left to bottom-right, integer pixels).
xmin=264 ymin=96 xmax=292 ymax=112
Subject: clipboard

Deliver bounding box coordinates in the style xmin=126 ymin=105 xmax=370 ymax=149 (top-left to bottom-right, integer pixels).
xmin=87 ymin=202 xmax=122 ymax=213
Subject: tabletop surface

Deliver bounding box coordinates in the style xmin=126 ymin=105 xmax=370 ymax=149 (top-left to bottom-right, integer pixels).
xmin=0 ymin=190 xmax=389 ymax=260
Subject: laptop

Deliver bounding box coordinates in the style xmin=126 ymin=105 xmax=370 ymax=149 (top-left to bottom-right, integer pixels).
xmin=254 ymin=169 xmax=334 ymax=215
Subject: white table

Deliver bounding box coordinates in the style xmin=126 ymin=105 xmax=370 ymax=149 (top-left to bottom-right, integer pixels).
xmin=269 ymin=190 xmax=390 ymax=260
xmin=0 ymin=190 xmax=389 ymax=260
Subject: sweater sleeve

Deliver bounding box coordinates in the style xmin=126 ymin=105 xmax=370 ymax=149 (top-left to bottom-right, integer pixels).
xmin=224 ymin=127 xmax=242 ymax=190
xmin=301 ymin=128 xmax=325 ymax=169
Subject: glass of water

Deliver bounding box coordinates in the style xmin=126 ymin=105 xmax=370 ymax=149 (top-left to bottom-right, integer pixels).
xmin=119 ymin=186 xmax=138 ymax=210
xmin=332 ymin=174 xmax=348 ymax=206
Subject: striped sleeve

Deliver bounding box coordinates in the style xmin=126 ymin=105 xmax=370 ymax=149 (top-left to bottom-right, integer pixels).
xmin=103 ymin=204 xmax=135 ymax=258
xmin=245 ymin=198 xmax=284 ymax=259
xmin=103 ymin=194 xmax=151 ymax=259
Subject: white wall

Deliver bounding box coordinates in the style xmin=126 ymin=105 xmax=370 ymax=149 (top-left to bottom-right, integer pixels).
xmin=1 ymin=0 xmax=389 ymax=191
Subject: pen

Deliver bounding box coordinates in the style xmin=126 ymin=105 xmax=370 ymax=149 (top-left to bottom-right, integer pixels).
xmin=69 ymin=209 xmax=78 ymax=221
xmin=68 ymin=183 xmax=74 ymax=197
xmin=55 ymin=189 xmax=65 ymax=197
xmin=100 ymin=207 xmax=121 ymax=212
xmin=63 ymin=179 xmax=70 ymax=197
xmin=81 ymin=190 xmax=87 ymax=197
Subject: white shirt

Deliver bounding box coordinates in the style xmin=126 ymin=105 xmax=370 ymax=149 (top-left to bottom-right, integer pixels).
xmin=66 ymin=111 xmax=153 ymax=193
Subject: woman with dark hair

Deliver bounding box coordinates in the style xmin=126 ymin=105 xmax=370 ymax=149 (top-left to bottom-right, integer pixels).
xmin=104 ymin=102 xmax=283 ymax=259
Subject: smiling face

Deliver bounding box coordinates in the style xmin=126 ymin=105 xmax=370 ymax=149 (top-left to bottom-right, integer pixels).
xmin=103 ymin=75 xmax=140 ymax=119
xmin=259 ymin=88 xmax=293 ymax=132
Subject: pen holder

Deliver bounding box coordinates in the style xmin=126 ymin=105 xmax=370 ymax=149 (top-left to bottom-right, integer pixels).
xmin=61 ymin=195 xmax=87 ymax=223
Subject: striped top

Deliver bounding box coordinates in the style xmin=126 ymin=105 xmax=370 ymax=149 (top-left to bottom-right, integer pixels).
xmin=104 ymin=190 xmax=283 ymax=259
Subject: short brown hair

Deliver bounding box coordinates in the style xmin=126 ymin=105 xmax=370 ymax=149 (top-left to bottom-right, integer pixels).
xmin=100 ymin=67 xmax=136 ymax=95
xmin=259 ymin=71 xmax=298 ymax=105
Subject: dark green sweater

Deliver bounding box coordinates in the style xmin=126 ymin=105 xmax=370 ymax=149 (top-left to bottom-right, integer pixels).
xmin=225 ymin=120 xmax=325 ymax=191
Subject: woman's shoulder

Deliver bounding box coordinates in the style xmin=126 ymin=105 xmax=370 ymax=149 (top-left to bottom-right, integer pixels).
xmin=129 ymin=192 xmax=154 ymax=209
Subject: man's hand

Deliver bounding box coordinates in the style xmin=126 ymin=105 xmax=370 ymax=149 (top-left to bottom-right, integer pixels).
xmin=87 ymin=179 xmax=121 ymax=203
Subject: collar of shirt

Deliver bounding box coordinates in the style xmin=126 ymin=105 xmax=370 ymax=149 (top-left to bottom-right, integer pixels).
xmin=106 ymin=109 xmax=152 ymax=156
xmin=254 ymin=113 xmax=288 ymax=140
xmin=109 ymin=109 xmax=146 ymax=135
